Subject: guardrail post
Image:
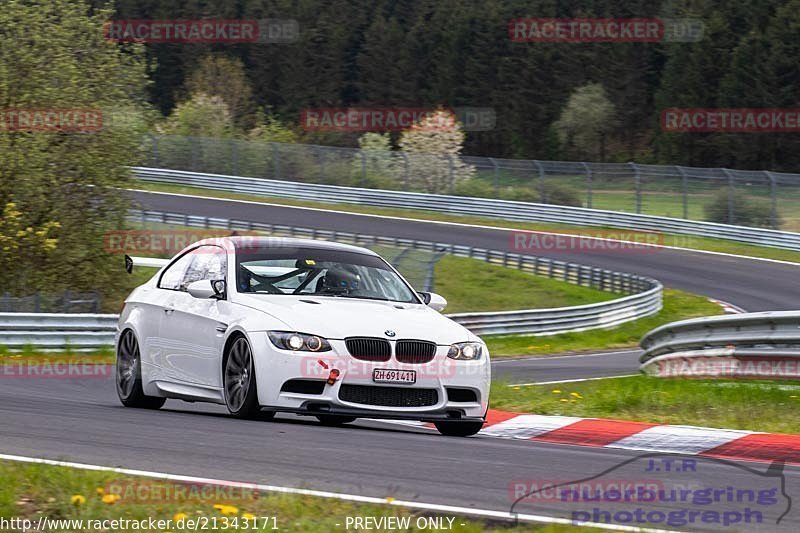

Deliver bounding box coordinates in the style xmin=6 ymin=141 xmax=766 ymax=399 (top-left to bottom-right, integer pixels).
xmin=582 ymin=162 xmax=593 ymax=208
xmin=676 ymin=165 xmax=689 ymax=219
xmin=533 ymin=160 xmax=545 ymax=202
xmin=630 ymin=162 xmax=641 ymax=213
xmin=721 ymin=168 xmax=735 ymax=225
xmin=488 ymin=157 xmax=499 ymax=197
xmin=764 ymin=171 xmax=778 ymax=229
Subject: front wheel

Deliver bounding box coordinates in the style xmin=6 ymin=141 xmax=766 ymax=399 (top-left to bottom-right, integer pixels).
xmin=223 ymin=336 xmax=262 ymax=419
xmin=116 ymin=330 xmax=166 ymax=409
xmin=434 ymin=420 xmax=484 ymax=437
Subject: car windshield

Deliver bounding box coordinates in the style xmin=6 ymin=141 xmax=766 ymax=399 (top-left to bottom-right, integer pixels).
xmin=235 ymin=246 xmax=419 ymax=303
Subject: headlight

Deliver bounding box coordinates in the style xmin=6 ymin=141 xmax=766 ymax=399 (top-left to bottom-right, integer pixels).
xmin=268 ymin=331 xmax=332 ymax=352
xmin=447 ymin=342 xmax=483 ymax=360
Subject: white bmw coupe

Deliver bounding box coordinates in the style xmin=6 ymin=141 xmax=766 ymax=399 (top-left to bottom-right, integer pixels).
xmin=116 ymin=236 xmax=490 ymax=436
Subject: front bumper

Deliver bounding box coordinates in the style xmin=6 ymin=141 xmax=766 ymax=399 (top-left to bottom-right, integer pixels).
xmin=251 ymin=333 xmax=490 ymax=420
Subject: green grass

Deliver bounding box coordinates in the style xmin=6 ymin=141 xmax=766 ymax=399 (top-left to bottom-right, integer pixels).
xmin=491 ymin=375 xmax=800 ymax=434
xmin=483 ymin=289 xmax=723 ymax=357
xmin=0 ymin=461 xmax=591 ymax=532
xmin=435 ymin=256 xmax=615 ymax=314
xmin=136 ymin=181 xmax=800 ymax=263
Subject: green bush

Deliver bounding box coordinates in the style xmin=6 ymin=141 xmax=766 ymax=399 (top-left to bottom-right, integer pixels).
xmin=704 ymin=190 xmax=779 ymax=228
xmin=501 ymin=182 xmax=583 ymax=207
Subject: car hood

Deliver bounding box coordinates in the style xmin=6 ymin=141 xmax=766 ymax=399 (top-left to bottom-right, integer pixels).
xmin=234 ymin=294 xmax=476 ymax=344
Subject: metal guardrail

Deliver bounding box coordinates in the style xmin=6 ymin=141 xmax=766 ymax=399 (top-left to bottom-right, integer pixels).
xmin=0 ymin=312 xmax=117 ymax=349
xmin=639 ymin=312 xmax=800 ymax=379
xmin=133 ymin=167 xmax=800 ymax=252
xmin=132 ymin=208 xmax=662 ymax=336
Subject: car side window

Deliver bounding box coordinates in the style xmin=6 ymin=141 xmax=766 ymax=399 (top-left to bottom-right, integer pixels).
xmin=158 ymin=252 xmax=195 ymax=291
xmin=178 ymin=246 xmax=227 ymax=291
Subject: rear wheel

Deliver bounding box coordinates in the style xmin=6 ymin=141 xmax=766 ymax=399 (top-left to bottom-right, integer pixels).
xmin=116 ymin=330 xmax=166 ymax=409
xmin=434 ymin=420 xmax=484 ymax=437
xmin=224 ymin=337 xmax=262 ymax=419
xmin=315 ymin=415 xmax=356 ymax=426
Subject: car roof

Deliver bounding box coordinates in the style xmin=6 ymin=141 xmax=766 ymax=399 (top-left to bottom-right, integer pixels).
xmin=198 ymin=235 xmax=379 ymax=256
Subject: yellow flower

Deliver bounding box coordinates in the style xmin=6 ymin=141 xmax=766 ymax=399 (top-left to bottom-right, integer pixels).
xmin=95 ymin=487 xmax=105 ymax=496
xmin=570 ymin=392 xmax=583 ymax=399
xmin=559 ymin=398 xmax=569 ymax=403
xmin=241 ymin=513 xmax=256 ymax=520
xmin=512 ymin=387 xmax=521 ymax=391
xmin=551 ymin=389 xmax=561 ymax=394
xmin=213 ymin=504 xmax=238 ymax=516
xmin=71 ymin=495 xmax=86 ymax=506
xmin=173 ymin=513 xmax=188 ymax=522
xmin=101 ymin=494 xmax=121 ymax=504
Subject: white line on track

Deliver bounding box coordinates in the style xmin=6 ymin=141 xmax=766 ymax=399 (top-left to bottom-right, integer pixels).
xmin=509 ymin=374 xmax=639 ymax=387
xmin=128 ymin=188 xmax=800 ymax=267
xmin=0 ymin=453 xmax=676 ymax=532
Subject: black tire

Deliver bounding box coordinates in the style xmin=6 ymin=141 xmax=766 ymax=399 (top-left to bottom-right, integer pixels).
xmin=223 ymin=336 xmax=262 ymax=419
xmin=434 ymin=420 xmax=484 ymax=437
xmin=116 ymin=330 xmax=166 ymax=409
xmin=315 ymin=415 xmax=356 ymax=426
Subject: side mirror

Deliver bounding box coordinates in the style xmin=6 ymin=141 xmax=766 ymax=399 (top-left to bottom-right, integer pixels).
xmin=419 ymin=291 xmax=447 ymax=312
xmin=187 ymin=279 xmax=226 ymax=300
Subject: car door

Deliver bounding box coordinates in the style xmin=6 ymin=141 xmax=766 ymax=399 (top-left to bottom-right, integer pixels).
xmin=160 ymin=245 xmax=229 ymax=388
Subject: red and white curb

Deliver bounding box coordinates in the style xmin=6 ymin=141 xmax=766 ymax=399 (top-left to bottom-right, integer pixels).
xmin=708 ymin=298 xmax=746 ymax=314
xmin=379 ymin=410 xmax=800 ymax=465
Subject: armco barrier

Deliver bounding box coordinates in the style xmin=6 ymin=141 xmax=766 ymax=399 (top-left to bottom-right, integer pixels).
xmin=132 ymin=167 xmax=800 ymax=252
xmin=639 ymin=312 xmax=800 ymax=379
xmin=0 ymin=312 xmax=117 ymax=349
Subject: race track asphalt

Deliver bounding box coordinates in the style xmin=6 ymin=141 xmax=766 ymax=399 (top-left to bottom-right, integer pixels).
xmin=2 ymin=375 xmax=798 ymax=531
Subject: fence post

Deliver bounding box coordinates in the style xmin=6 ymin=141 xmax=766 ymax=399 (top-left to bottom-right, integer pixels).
xmin=676 ymin=165 xmax=688 ymax=219
xmin=271 ymin=143 xmax=280 ymax=180
xmin=360 ymin=151 xmax=367 ymax=187
xmin=151 ymin=135 xmax=159 ymax=167
xmin=400 ymin=151 xmax=410 ymax=191
xmin=190 ymin=136 xmax=199 ymax=172
xmin=582 ymin=162 xmax=593 ymax=208
xmin=721 ymin=168 xmax=735 ymax=225
xmin=317 ymin=147 xmax=326 ymax=183
xmin=533 ymin=160 xmax=545 ymax=202
xmin=488 ymin=157 xmax=499 ymax=197
xmin=447 ymin=155 xmax=455 ymax=193
xmin=764 ymin=171 xmax=778 ymax=229
xmin=231 ymin=139 xmax=239 ymax=176
xmin=630 ymin=162 xmax=641 ymax=213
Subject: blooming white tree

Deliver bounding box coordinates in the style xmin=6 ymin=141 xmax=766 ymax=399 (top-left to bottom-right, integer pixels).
xmin=398 ymin=109 xmax=475 ymax=193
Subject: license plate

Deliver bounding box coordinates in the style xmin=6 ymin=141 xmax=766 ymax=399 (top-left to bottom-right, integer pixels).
xmin=372 ymin=368 xmax=416 ymax=384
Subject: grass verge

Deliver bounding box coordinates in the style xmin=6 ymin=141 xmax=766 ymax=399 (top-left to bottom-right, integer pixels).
xmin=483 ymin=289 xmax=723 ymax=357
xmin=491 ymin=375 xmax=800 ymax=434
xmin=0 ymin=461 xmax=589 ymax=532
xmin=136 ymin=182 xmax=800 ymax=263
xmin=434 ymin=255 xmax=615 ymax=314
